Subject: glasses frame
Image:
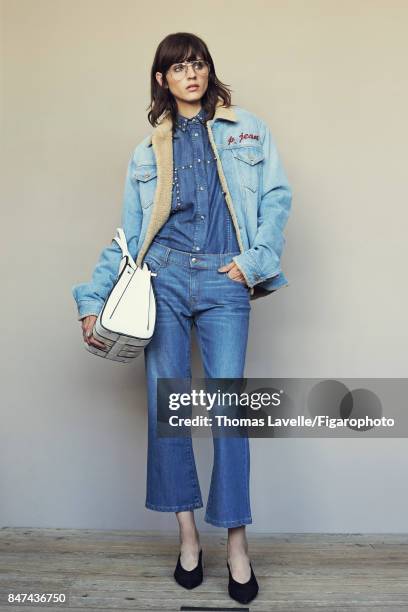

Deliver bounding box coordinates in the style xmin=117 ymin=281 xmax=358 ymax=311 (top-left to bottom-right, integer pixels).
xmin=166 ymin=59 xmax=210 ymax=81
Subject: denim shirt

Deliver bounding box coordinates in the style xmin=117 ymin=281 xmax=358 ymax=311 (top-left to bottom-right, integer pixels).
xmin=154 ymin=107 xmax=240 ymax=254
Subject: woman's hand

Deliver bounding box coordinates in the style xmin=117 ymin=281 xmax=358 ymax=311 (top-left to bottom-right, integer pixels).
xmin=81 ymin=315 xmax=107 ymax=350
xmin=218 ymin=261 xmax=248 ymax=285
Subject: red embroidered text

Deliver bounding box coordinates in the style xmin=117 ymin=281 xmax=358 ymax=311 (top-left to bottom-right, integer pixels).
xmin=227 ymin=133 xmax=260 ymax=145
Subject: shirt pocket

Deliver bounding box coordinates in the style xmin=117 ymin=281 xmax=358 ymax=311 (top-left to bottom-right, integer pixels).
xmin=132 ymin=164 xmax=158 ymax=209
xmin=231 ymin=146 xmax=264 ymax=193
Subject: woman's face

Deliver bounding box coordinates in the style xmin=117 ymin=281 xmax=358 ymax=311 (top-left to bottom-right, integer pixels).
xmin=156 ymin=56 xmax=209 ymax=106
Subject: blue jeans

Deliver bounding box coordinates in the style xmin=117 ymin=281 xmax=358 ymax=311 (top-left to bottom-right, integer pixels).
xmin=143 ymin=240 xmax=252 ymax=528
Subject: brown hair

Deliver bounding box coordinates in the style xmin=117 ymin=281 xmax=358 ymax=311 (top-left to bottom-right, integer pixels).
xmin=147 ymin=32 xmax=233 ymax=132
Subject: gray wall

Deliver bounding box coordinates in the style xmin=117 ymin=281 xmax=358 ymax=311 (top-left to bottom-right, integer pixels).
xmin=1 ymin=0 xmax=407 ymax=532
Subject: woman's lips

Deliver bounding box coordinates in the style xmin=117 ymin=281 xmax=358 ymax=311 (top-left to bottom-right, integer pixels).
xmin=187 ymin=85 xmax=199 ymax=90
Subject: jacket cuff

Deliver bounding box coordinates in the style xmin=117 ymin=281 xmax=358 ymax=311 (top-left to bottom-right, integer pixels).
xmin=76 ymin=300 xmax=104 ymax=321
xmin=232 ymin=251 xmax=281 ymax=288
xmin=232 ymin=251 xmax=262 ymax=288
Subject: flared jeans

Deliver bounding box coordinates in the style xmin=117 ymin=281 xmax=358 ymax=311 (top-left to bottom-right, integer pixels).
xmin=143 ymin=240 xmax=252 ymax=528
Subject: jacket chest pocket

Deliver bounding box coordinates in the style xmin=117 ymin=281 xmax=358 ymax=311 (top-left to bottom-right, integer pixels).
xmin=132 ymin=164 xmax=157 ymax=209
xmin=231 ymin=146 xmax=264 ymax=193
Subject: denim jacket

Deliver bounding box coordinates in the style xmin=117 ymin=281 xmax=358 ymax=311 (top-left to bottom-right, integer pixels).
xmin=72 ymin=99 xmax=293 ymax=320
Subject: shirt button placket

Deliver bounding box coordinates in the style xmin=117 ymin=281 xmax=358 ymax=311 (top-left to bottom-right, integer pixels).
xmin=190 ymin=124 xmax=207 ymax=253
xmin=173 ymin=166 xmax=181 ymax=209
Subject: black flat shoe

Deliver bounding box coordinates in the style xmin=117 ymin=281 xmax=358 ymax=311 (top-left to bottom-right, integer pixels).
xmin=227 ymin=559 xmax=259 ymax=604
xmin=174 ymin=548 xmax=203 ymax=589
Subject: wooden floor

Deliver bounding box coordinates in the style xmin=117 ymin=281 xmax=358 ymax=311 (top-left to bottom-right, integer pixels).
xmin=0 ymin=529 xmax=407 ymax=611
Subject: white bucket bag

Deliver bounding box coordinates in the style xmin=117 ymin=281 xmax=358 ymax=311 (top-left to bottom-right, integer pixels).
xmin=85 ymin=228 xmax=157 ymax=363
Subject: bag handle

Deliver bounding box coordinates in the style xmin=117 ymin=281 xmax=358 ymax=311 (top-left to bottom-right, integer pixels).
xmin=112 ymin=227 xmax=137 ymax=270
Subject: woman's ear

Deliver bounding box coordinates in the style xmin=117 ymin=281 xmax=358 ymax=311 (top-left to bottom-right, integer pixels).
xmin=155 ymin=72 xmax=167 ymax=88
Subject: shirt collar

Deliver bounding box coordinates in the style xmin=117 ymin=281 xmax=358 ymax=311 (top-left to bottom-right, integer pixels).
xmin=176 ymin=107 xmax=206 ymax=132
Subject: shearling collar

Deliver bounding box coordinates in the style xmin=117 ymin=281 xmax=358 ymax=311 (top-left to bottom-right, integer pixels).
xmin=146 ymin=99 xmax=237 ymax=146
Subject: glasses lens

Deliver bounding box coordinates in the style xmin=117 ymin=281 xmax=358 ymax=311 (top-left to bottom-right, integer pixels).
xmin=169 ymin=63 xmax=184 ymax=80
xmin=192 ymin=60 xmax=208 ymax=74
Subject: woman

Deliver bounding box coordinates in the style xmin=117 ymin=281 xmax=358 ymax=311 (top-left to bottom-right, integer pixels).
xmin=72 ymin=32 xmax=292 ymax=605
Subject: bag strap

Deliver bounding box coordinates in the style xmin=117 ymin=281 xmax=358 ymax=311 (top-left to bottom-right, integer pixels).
xmin=112 ymin=227 xmax=137 ymax=269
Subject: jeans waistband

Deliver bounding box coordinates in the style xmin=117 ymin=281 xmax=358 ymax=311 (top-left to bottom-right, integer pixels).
xmin=145 ymin=240 xmax=241 ymax=270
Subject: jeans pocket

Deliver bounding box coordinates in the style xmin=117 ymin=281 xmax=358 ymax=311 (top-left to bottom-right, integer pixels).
xmin=144 ymin=255 xmax=165 ymax=276
xmin=223 ymin=272 xmax=250 ymax=293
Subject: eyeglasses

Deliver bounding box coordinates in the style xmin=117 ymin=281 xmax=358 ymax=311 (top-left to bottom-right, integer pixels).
xmin=167 ymin=60 xmax=210 ymax=81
